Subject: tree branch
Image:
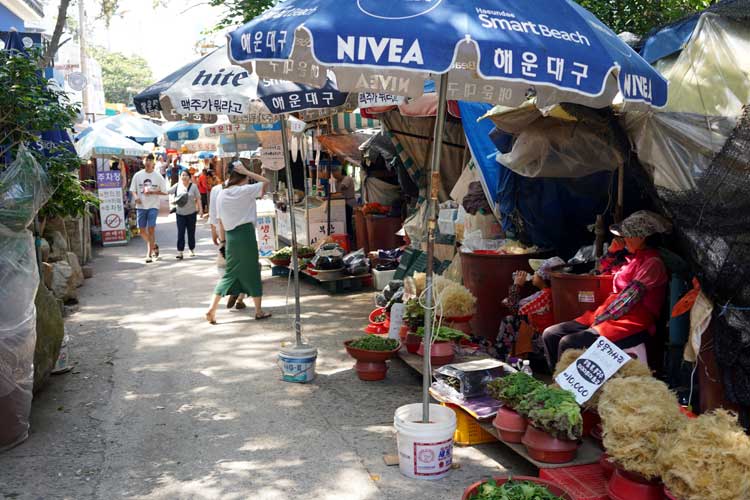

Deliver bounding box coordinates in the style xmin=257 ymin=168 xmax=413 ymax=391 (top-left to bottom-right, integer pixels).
xmin=40 ymin=0 xmax=72 ymax=68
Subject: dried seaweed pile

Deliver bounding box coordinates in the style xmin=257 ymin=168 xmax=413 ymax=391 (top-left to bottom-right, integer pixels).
xmin=552 ymin=348 xmax=651 ymax=410
xmin=657 ymin=410 xmax=750 ymax=500
xmin=598 ymin=377 xmax=686 ymax=479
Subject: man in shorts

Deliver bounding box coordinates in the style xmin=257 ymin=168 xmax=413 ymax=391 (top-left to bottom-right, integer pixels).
xmin=130 ymin=154 xmax=167 ymax=263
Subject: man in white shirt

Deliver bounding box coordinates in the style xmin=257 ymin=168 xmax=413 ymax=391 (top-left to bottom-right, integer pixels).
xmin=129 ymin=154 xmax=168 ymax=263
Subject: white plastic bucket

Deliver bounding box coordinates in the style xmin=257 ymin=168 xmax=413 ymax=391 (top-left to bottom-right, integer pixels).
xmin=394 ymin=403 xmax=457 ymax=480
xmin=278 ymin=344 xmax=317 ymax=383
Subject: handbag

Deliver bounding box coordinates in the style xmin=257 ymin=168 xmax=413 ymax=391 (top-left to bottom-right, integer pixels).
xmin=174 ymin=182 xmax=192 ymax=207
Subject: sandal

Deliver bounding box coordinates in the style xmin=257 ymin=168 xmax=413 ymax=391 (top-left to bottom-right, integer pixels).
xmin=255 ymin=311 xmax=272 ymax=320
xmin=153 ymin=244 xmax=160 ymax=258
xmin=235 ymin=300 xmax=247 ymax=310
xmin=205 ymin=312 xmax=217 ymax=325
xmin=226 ymin=295 xmax=238 ymax=309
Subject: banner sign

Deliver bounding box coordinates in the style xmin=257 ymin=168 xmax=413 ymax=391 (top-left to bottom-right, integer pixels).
xmin=554 ymin=337 xmax=630 ymax=405
xmin=96 ymin=170 xmax=127 ymax=246
xmin=257 ymin=131 xmax=285 ymax=171
xmin=256 ymin=215 xmax=276 ymax=257
xmin=203 ymin=123 xmax=246 ymax=138
xmin=258 ymin=78 xmax=348 ymax=114
xmin=358 ymin=92 xmax=405 ymax=108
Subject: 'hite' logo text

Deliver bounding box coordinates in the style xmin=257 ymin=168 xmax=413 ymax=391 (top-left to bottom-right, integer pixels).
xmin=192 ymin=69 xmax=250 ymax=87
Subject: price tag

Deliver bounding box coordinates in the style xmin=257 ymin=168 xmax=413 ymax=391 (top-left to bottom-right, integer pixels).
xmin=388 ymin=303 xmax=405 ymax=340
xmin=554 ymin=337 xmax=630 ymax=405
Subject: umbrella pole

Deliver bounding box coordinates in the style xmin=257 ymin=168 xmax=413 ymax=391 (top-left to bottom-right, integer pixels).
xmin=281 ymin=119 xmax=303 ymax=346
xmin=422 ymin=73 xmax=449 ymax=423
xmin=233 ymin=133 xmax=239 ymax=155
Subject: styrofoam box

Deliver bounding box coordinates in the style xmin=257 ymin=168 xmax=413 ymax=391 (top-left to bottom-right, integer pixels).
xmin=373 ymin=268 xmax=397 ymax=290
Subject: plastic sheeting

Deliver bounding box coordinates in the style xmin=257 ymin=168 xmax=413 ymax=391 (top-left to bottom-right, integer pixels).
xmin=626 ymin=14 xmax=750 ymax=193
xmin=0 ymin=146 xmax=50 ymax=450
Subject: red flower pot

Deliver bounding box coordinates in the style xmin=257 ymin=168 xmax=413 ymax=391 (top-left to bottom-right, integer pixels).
xmin=462 ymin=476 xmax=573 ymax=500
xmin=344 ymin=340 xmax=401 ymax=382
xmin=405 ymin=333 xmax=421 ymax=354
xmin=417 ymin=341 xmax=454 ymax=365
xmin=492 ymin=407 xmax=528 ymax=443
xmin=600 ymin=453 xmax=616 ymax=479
xmin=521 ymin=425 xmax=578 ymax=464
xmin=582 ymin=409 xmax=601 ymax=437
xmin=607 ymin=468 xmax=664 ymax=500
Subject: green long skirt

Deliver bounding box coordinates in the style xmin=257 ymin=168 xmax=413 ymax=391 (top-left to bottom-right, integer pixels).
xmin=214 ymin=222 xmax=262 ymax=298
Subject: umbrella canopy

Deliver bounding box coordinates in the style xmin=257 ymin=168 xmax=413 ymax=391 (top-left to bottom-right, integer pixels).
xmin=78 ymin=114 xmax=165 ymax=143
xmin=164 ymin=121 xmax=202 ymax=142
xmin=227 ymin=0 xmax=667 ymax=109
xmin=75 ymin=127 xmax=150 ymax=159
xmin=133 ymin=46 xmax=349 ymax=123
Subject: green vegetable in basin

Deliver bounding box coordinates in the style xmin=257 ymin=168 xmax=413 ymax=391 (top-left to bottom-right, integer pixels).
xmin=349 ymin=336 xmax=399 ymax=351
xmin=415 ymin=325 xmax=468 ymax=342
xmin=487 ymin=372 xmax=545 ymax=410
xmin=470 ymin=478 xmax=566 ymax=500
xmin=517 ymin=386 xmax=582 ymax=441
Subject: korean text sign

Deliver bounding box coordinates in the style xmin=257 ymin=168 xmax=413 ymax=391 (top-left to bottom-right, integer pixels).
xmin=554 ymin=337 xmax=630 ymax=405
xmin=96 ymin=170 xmax=127 ymax=246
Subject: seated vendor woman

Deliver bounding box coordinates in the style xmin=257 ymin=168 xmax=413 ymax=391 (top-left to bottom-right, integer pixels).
xmin=496 ymin=256 xmax=566 ymax=360
xmin=542 ymin=210 xmax=672 ymax=369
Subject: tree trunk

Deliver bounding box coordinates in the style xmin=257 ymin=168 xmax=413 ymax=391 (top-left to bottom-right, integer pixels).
xmin=40 ymin=0 xmax=72 ymax=68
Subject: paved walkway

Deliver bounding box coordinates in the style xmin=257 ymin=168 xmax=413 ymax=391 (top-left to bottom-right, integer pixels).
xmin=0 ymin=212 xmax=531 ymax=500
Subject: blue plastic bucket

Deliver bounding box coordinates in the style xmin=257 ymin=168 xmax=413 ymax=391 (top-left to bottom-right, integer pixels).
xmin=278 ymin=345 xmax=317 ymax=383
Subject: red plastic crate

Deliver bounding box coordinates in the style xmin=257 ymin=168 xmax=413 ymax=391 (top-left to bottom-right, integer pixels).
xmin=540 ymin=464 xmax=609 ymax=500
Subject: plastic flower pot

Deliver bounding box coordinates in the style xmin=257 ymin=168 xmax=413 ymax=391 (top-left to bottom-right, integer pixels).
xmin=368 ymin=307 xmax=389 ymax=326
xmin=461 ymin=476 xmax=573 ymax=500
xmin=521 ymin=425 xmax=578 ymax=464
xmin=270 ymin=258 xmax=291 ymax=267
xmin=607 ymin=468 xmax=664 ymax=500
xmin=417 ymin=341 xmax=454 ymax=365
xmin=600 ymin=453 xmax=616 ymax=479
xmin=344 ymin=340 xmax=401 ymax=382
xmin=582 ymin=408 xmax=601 ymax=437
xmin=405 ymin=333 xmax=421 ymax=354
xmin=492 ymin=407 xmax=527 ymax=443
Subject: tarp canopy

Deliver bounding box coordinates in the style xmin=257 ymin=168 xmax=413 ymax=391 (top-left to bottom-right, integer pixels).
xmin=75 ymin=127 xmax=150 ymax=159
xmin=316 ymin=129 xmax=379 ymax=166
xmin=77 ymin=114 xmax=165 ymax=143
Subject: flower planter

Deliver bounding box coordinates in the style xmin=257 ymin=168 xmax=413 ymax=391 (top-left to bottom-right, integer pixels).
xmin=270 ymin=258 xmax=291 ymax=267
xmin=344 ymin=340 xmax=401 ymax=382
xmin=492 ymin=407 xmax=527 ymax=443
xmin=405 ymin=333 xmax=421 ymax=354
xmin=582 ymin=408 xmax=601 ymax=437
xmin=417 ymin=341 xmax=454 ymax=365
xmin=607 ymin=468 xmax=664 ymax=500
xmin=521 ymin=425 xmax=578 ymax=464
xmin=462 ymin=476 xmax=573 ymax=500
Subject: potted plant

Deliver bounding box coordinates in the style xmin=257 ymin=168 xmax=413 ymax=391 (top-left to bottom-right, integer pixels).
xmin=462 ymin=476 xmax=572 ymax=500
xmin=518 ymin=386 xmax=583 ymax=464
xmin=414 ymin=326 xmax=468 ymax=365
xmin=403 ymin=299 xmax=425 ymax=354
xmin=344 ymin=336 xmax=401 ymax=381
xmin=487 ymin=372 xmax=544 ymax=443
xmin=270 ymin=247 xmax=293 ymax=267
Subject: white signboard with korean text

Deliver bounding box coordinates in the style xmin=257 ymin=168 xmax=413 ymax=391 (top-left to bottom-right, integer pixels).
xmin=256 ymin=215 xmax=276 ymax=257
xmin=203 ymin=123 xmax=247 ymax=138
xmin=257 ymin=131 xmax=285 ymax=171
xmin=554 ymin=337 xmax=630 ymax=405
xmin=388 ymin=303 xmax=405 ymax=340
xmin=358 ymin=92 xmax=405 ymax=108
xmin=96 ymin=170 xmax=127 ymax=246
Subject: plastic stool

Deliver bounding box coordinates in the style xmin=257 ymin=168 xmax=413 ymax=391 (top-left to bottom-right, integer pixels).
xmin=624 ymin=343 xmax=648 ymax=367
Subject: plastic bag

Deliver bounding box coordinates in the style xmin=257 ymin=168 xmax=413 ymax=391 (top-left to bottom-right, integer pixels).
xmin=0 ymin=147 xmax=49 ymax=450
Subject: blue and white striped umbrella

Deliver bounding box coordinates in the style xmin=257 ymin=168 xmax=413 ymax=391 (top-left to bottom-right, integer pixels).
xmin=227 ymin=0 xmax=667 ymax=109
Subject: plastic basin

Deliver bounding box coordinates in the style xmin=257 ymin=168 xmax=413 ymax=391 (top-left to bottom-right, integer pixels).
xmin=607 ymin=468 xmax=664 ymax=500
xmin=492 ymin=407 xmax=528 ymax=443
xmin=462 ymin=476 xmax=573 ymax=500
xmin=521 ymin=425 xmax=578 ymax=464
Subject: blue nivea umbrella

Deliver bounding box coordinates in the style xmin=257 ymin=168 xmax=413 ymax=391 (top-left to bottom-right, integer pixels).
xmin=227 ymin=0 xmax=670 ymax=420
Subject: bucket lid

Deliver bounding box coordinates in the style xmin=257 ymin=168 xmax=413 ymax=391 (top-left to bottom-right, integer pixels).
xmin=280 ymin=343 xmax=318 ymax=357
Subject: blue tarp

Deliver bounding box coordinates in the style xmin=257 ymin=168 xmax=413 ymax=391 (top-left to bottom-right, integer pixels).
xmin=458 ymin=100 xmax=616 ymax=256
xmin=640 ymin=15 xmax=700 ymax=63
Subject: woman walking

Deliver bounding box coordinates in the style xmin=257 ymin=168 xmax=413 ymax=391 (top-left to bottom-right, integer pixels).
xmin=168 ymin=170 xmax=203 ymax=260
xmin=205 ymin=160 xmax=271 ymax=324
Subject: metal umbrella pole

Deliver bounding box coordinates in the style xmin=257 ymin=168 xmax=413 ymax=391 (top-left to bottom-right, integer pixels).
xmin=280 ymin=119 xmax=303 ymax=346
xmin=422 ymin=73 xmax=450 ymax=423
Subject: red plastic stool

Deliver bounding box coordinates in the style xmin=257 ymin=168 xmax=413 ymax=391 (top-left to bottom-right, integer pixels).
xmin=539 ymin=463 xmax=610 ymax=500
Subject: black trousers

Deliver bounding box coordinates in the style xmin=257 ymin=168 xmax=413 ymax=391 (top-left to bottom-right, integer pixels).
xmin=200 ymin=193 xmax=209 ymax=213
xmin=176 ymin=212 xmax=197 ymax=251
xmin=542 ymin=321 xmax=650 ymax=370
xmin=345 ymin=204 xmax=354 ymax=243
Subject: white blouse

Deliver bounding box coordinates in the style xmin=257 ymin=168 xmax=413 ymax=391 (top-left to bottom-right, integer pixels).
xmin=216 ymin=183 xmax=264 ymax=231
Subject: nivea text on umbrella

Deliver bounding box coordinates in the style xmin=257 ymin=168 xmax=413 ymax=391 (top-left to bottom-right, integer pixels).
xmin=337 ymin=36 xmax=424 ymax=65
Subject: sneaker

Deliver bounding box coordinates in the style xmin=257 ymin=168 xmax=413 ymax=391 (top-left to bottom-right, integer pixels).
xmin=145 ymin=257 xmax=153 ymax=263
xmin=189 ymin=250 xmax=195 ymax=257
xmin=176 ymin=252 xmax=184 ymax=260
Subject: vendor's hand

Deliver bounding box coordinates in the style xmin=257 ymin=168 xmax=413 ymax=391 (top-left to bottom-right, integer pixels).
xmin=513 ymin=271 xmax=528 ymax=286
xmin=609 ymin=238 xmax=626 ymax=253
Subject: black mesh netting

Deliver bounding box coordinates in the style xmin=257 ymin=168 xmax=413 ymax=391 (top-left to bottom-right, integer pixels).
xmin=659 ymin=105 xmax=750 ymax=405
